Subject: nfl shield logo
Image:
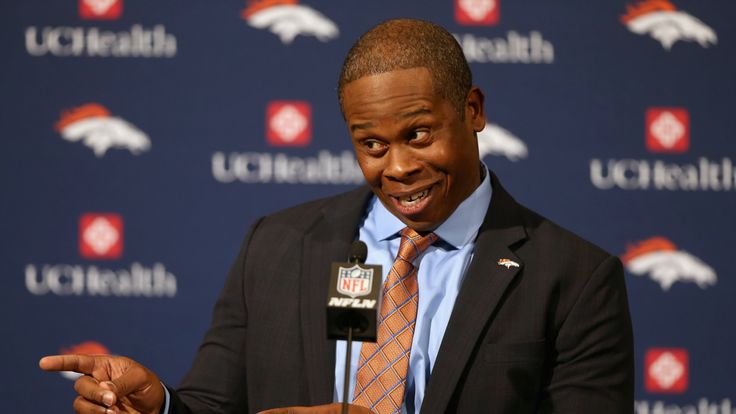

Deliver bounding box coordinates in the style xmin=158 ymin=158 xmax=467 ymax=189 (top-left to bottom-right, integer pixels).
xmin=337 ymin=265 xmax=373 ymax=298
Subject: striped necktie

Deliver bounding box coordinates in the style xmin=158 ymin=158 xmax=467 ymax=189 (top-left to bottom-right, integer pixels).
xmin=353 ymin=227 xmax=438 ymax=414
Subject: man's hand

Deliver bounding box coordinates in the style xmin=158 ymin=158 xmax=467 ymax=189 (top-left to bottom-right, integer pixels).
xmin=39 ymin=354 xmax=165 ymax=414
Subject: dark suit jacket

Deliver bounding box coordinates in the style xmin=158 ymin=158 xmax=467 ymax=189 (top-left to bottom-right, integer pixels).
xmin=169 ymin=174 xmax=634 ymax=414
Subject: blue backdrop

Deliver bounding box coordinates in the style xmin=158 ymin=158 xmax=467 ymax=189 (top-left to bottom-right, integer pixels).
xmin=2 ymin=0 xmax=734 ymax=412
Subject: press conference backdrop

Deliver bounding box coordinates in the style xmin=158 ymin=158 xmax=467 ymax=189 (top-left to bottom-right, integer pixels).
xmin=1 ymin=0 xmax=734 ymax=412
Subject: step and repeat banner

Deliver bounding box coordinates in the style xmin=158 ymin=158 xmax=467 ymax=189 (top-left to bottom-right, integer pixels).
xmin=1 ymin=0 xmax=734 ymax=412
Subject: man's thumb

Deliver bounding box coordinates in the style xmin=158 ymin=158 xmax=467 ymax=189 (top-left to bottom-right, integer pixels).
xmin=101 ymin=366 xmax=148 ymax=398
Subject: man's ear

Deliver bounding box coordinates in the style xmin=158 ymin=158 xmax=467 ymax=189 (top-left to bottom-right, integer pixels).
xmin=465 ymin=86 xmax=486 ymax=132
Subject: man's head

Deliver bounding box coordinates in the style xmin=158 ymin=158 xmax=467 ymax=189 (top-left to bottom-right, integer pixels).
xmin=338 ymin=19 xmax=472 ymax=116
xmin=339 ymin=19 xmax=486 ymax=232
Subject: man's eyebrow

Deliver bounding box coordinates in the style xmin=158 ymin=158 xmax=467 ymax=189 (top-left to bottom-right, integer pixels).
xmin=349 ymin=108 xmax=432 ymax=132
xmin=398 ymin=108 xmax=432 ymax=120
xmin=351 ymin=121 xmax=375 ymax=132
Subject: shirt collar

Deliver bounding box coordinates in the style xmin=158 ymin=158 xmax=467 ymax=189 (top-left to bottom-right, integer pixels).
xmin=368 ymin=163 xmax=492 ymax=249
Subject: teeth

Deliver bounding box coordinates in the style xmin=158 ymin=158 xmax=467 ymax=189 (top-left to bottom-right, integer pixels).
xmin=399 ymin=189 xmax=429 ymax=206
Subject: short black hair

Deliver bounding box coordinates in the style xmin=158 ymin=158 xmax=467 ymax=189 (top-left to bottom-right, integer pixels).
xmin=338 ymin=19 xmax=472 ymax=116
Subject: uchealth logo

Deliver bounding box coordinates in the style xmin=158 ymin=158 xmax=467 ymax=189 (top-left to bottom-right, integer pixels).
xmin=452 ymin=0 xmax=554 ymax=64
xmin=621 ymin=0 xmax=717 ymax=50
xmin=646 ymin=107 xmax=689 ymax=153
xmin=25 ymin=1 xmax=176 ymax=58
xmin=455 ymin=0 xmax=499 ymax=26
xmin=645 ymin=348 xmax=688 ymax=394
xmin=79 ymin=0 xmax=123 ymax=20
xmin=55 ymin=103 xmax=151 ymax=157
xmin=212 ymin=150 xmax=364 ymax=185
xmin=212 ymin=100 xmax=363 ymax=185
xmin=25 ymin=215 xmax=177 ymax=298
xmin=240 ymin=0 xmax=339 ymax=44
xmin=590 ymin=108 xmax=735 ymax=191
xmin=621 ymin=237 xmax=716 ymax=290
xmin=59 ymin=341 xmax=111 ymax=380
xmin=477 ymin=122 xmax=528 ymax=162
xmin=79 ymin=213 xmax=123 ymax=260
xmin=453 ymin=31 xmax=554 ymax=64
xmin=267 ymin=101 xmax=312 ymax=147
xmin=635 ymin=399 xmax=734 ymax=414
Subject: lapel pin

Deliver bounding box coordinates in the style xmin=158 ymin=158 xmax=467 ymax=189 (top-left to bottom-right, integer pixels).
xmin=497 ymin=258 xmax=520 ymax=269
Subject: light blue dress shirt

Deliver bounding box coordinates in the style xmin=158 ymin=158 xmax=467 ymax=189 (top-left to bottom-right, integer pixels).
xmin=334 ymin=167 xmax=492 ymax=413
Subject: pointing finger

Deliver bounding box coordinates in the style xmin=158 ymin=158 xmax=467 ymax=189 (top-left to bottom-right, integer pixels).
xmin=39 ymin=355 xmax=98 ymax=374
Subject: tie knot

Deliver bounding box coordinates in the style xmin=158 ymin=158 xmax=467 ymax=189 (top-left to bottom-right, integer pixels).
xmin=398 ymin=227 xmax=438 ymax=263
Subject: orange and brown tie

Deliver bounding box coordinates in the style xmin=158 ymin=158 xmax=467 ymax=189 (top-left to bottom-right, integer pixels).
xmin=353 ymin=227 xmax=438 ymax=414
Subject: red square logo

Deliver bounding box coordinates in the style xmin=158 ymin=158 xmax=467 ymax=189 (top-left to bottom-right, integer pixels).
xmin=79 ymin=213 xmax=123 ymax=260
xmin=455 ymin=0 xmax=500 ymax=26
xmin=646 ymin=108 xmax=690 ymax=153
xmin=79 ymin=0 xmax=123 ymax=20
xmin=645 ymin=348 xmax=689 ymax=394
xmin=266 ymin=101 xmax=312 ymax=147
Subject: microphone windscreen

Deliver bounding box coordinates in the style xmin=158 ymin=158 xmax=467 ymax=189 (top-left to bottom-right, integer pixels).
xmin=349 ymin=240 xmax=368 ymax=264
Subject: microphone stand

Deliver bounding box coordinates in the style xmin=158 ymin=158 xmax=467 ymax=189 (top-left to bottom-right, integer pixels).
xmin=338 ymin=242 xmax=370 ymax=414
xmin=342 ymin=325 xmax=353 ymax=414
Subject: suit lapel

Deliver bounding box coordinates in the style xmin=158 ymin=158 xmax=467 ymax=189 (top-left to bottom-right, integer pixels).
xmin=421 ymin=174 xmax=528 ymax=413
xmin=300 ymin=187 xmax=373 ymax=404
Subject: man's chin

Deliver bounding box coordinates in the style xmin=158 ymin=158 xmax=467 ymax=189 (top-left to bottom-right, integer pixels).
xmin=375 ymin=193 xmax=443 ymax=231
xmin=393 ymin=213 xmax=441 ymax=233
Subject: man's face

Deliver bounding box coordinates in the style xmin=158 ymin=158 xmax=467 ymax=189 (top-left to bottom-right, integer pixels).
xmin=342 ymin=67 xmax=486 ymax=232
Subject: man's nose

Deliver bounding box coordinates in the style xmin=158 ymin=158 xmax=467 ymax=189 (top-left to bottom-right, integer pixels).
xmin=384 ymin=146 xmax=421 ymax=181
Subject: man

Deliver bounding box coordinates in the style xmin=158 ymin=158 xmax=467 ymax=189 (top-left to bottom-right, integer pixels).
xmin=40 ymin=19 xmax=634 ymax=414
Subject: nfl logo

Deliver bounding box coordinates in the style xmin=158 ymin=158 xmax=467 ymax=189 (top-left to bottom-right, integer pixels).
xmin=337 ymin=265 xmax=373 ymax=298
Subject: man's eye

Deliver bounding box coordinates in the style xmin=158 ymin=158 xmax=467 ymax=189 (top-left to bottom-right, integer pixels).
xmin=410 ymin=130 xmax=430 ymax=142
xmin=363 ymin=139 xmax=386 ymax=152
xmin=361 ymin=139 xmax=386 ymax=155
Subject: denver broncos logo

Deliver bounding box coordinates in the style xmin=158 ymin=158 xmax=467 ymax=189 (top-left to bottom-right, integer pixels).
xmin=622 ymin=237 xmax=716 ymax=290
xmin=55 ymin=103 xmax=151 ymax=157
xmin=621 ymin=0 xmax=717 ymax=50
xmin=58 ymin=341 xmax=111 ymax=380
xmin=241 ymin=0 xmax=339 ymax=44
xmin=477 ymin=122 xmax=528 ymax=162
xmin=497 ymin=258 xmax=520 ymax=269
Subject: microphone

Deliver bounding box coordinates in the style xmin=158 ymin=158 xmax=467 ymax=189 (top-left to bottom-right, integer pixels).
xmin=326 ymin=241 xmax=382 ymax=413
xmin=326 ymin=240 xmax=382 ymax=342
xmin=349 ymin=241 xmax=367 ymax=266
